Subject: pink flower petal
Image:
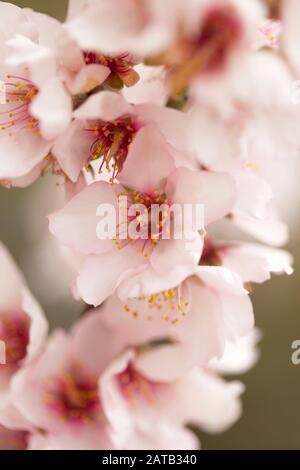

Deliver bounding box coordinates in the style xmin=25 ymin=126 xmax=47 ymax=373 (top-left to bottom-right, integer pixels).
xmin=166 ymin=168 xmax=236 ymax=226
xmin=118 ymin=124 xmax=175 ymax=193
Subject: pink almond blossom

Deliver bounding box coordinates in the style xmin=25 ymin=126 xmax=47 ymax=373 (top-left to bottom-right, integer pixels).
xmin=7 ymin=309 xmax=242 ymax=450
xmin=66 ymin=0 xmax=264 ymax=94
xmin=52 ymin=90 xmax=189 ymax=183
xmin=93 ymin=264 xmax=254 ymax=372
xmin=101 ymin=347 xmax=243 ymax=450
xmin=0 ymin=4 xmax=140 ymax=187
xmin=49 ymin=125 xmax=236 ymax=306
xmin=6 ymin=327 xmax=112 ymax=449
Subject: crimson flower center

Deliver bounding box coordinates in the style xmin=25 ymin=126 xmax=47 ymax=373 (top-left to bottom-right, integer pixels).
xmin=85 ymin=117 xmax=138 ymax=180
xmin=46 ymin=368 xmax=101 ymax=424
xmin=117 ymin=364 xmax=160 ymax=406
xmin=200 ymin=239 xmax=223 ymax=266
xmin=193 ymin=6 xmax=243 ymax=70
xmin=83 ymin=51 xmax=139 ymax=87
xmin=114 ymin=190 xmax=171 ymax=258
xmin=150 ymin=6 xmax=243 ymax=94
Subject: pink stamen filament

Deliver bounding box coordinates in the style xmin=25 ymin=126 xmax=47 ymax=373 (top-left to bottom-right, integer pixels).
xmin=84 ymin=117 xmax=138 ymax=178
xmin=0 ymin=76 xmax=38 ymax=135
xmin=114 ymin=190 xmax=170 ymax=257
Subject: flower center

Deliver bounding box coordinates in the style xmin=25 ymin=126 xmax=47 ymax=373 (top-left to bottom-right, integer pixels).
xmin=45 ymin=367 xmax=101 ymax=424
xmin=195 ymin=7 xmax=242 ymax=66
xmin=199 ymin=239 xmax=223 ymax=266
xmin=83 ymin=51 xmax=139 ymax=88
xmin=0 ymin=311 xmax=30 ymax=365
xmin=0 ymin=425 xmax=29 ymax=450
xmin=149 ymin=6 xmax=242 ymax=94
xmin=114 ymin=189 xmax=171 ymax=258
xmin=124 ymin=285 xmax=190 ymax=324
xmin=85 ymin=117 xmax=138 ymax=180
xmin=117 ymin=364 xmax=161 ymax=407
xmin=0 ymin=75 xmax=38 ymax=135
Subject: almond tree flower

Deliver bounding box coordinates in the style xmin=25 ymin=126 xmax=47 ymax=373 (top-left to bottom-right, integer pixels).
xmin=100 ymin=347 xmax=243 ymax=450
xmin=26 ymin=5 xmax=141 ymax=92
xmin=8 ymin=8 xmax=137 ymax=96
xmin=0 ymin=242 xmax=48 ymax=426
xmin=49 ymin=125 xmax=236 ymax=306
xmin=6 ymin=329 xmax=112 ymax=450
xmin=0 ymin=8 xmax=74 ymax=186
xmin=84 ymin=264 xmax=254 ymax=371
xmin=185 ymin=108 xmax=292 ymax=247
xmin=28 ymin=4 xmax=142 ymax=92
xmin=66 ymin=1 xmax=143 ymax=88
xmin=7 ymin=310 xmax=197 ymax=450
xmin=21 ymin=11 xmax=112 ymax=95
xmin=191 ymin=143 xmax=288 ymax=246
xmin=145 ymin=0 xmax=265 ymax=96
xmin=66 ymin=0 xmax=264 ymax=94
xmin=0 ymin=5 xmax=136 ymax=187
xmin=9 ymin=310 xmax=242 ymax=450
xmin=187 ymin=50 xmax=300 ymax=173
xmin=184 ymin=118 xmax=289 ymax=246
xmin=52 ymin=91 xmax=190 ymax=182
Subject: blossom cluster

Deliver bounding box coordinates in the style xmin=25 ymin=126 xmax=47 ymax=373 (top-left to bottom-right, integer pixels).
xmin=0 ymin=0 xmax=297 ymax=450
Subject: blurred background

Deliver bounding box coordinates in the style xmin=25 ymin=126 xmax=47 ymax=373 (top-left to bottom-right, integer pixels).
xmin=1 ymin=0 xmax=300 ymax=450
